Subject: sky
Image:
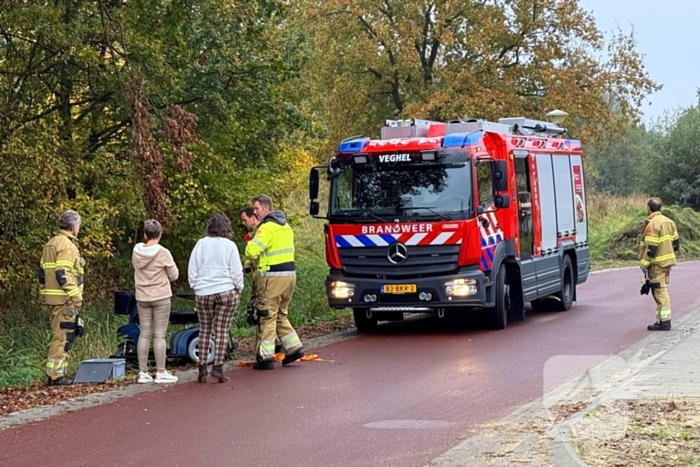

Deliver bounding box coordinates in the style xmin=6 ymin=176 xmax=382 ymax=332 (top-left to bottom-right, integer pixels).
xmin=578 ymin=0 xmax=700 ymax=122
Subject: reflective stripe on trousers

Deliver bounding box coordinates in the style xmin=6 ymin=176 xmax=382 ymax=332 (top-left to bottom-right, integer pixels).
xmin=46 ymin=358 xmax=68 ymax=377
xmin=280 ymin=331 xmax=301 ymax=352
xmin=259 ymin=340 xmax=276 ymax=360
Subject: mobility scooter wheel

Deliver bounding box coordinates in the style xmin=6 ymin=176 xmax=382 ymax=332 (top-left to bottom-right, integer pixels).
xmin=187 ymin=335 xmax=216 ymax=364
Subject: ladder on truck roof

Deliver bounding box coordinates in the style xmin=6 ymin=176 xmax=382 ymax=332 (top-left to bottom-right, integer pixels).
xmin=381 ymin=117 xmax=566 ymax=140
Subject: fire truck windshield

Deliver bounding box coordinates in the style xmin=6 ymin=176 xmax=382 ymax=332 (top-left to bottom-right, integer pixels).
xmin=330 ymin=161 xmax=473 ymax=219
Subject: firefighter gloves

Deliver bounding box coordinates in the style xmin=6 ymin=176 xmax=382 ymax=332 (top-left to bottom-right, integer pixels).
xmin=640 ymin=281 xmax=651 ymax=295
xmin=246 ymin=307 xmax=269 ymax=326
xmin=75 ymin=315 xmax=85 ymax=338
xmin=246 ymin=306 xmax=258 ymax=326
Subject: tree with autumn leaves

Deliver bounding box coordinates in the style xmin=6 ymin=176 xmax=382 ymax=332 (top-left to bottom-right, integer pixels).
xmin=296 ymin=0 xmax=659 ymax=154
xmin=0 ymin=0 xmax=309 ymax=301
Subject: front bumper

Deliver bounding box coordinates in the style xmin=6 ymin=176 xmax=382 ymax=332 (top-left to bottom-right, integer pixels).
xmin=326 ymin=268 xmax=487 ymax=311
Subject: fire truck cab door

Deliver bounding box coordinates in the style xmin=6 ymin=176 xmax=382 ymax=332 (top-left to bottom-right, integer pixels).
xmin=515 ymin=155 xmax=538 ymax=302
xmin=515 ymin=156 xmax=533 ymax=259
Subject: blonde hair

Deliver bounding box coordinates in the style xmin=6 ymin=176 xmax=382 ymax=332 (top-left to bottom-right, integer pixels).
xmin=251 ymin=194 xmax=274 ymax=210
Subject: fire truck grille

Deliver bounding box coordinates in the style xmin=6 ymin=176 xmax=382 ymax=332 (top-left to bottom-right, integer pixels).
xmin=339 ymin=244 xmax=460 ymax=278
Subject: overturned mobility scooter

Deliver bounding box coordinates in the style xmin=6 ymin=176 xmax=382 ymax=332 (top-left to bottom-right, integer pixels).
xmin=111 ymin=291 xmax=237 ymax=365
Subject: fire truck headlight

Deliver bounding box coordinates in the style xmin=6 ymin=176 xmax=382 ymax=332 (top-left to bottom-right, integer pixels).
xmin=330 ymin=281 xmax=355 ymax=299
xmin=444 ymin=279 xmax=478 ymax=297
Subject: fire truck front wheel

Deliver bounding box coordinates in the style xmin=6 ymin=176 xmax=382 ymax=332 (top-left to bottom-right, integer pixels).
xmin=553 ymin=255 xmax=575 ymax=312
xmin=352 ymin=308 xmax=378 ymax=332
xmin=485 ymin=264 xmax=509 ymax=330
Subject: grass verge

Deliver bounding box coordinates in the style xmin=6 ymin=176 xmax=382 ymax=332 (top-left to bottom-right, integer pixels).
xmin=572 ymin=399 xmax=700 ymax=467
xmin=587 ymin=192 xmax=700 ymax=267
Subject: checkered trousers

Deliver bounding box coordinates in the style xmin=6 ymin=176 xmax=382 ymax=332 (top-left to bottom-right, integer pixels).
xmin=195 ymin=288 xmax=240 ymax=365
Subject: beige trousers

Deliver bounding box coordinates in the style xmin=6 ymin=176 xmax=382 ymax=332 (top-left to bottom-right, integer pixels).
xmin=46 ymin=303 xmax=77 ymax=379
xmin=649 ymin=266 xmax=672 ymax=322
xmin=137 ymin=298 xmax=171 ymax=372
xmin=254 ymin=274 xmax=302 ymax=362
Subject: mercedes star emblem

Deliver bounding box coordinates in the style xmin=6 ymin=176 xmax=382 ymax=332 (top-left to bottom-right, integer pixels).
xmin=387 ymin=242 xmax=408 ymax=264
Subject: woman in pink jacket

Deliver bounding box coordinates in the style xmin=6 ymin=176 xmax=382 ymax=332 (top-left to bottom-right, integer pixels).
xmin=132 ymin=219 xmax=179 ymax=383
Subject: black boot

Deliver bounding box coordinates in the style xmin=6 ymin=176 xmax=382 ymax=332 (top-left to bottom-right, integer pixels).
xmin=47 ymin=376 xmax=73 ymax=386
xmin=197 ymin=365 xmax=208 ymax=383
xmin=282 ymin=348 xmax=305 ymax=366
xmin=210 ymin=364 xmax=230 ymax=383
xmin=648 ymin=321 xmax=671 ymax=331
xmin=253 ymin=360 xmax=274 ymax=370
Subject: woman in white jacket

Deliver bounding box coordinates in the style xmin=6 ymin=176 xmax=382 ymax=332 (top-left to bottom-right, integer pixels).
xmin=188 ymin=213 xmax=244 ymax=383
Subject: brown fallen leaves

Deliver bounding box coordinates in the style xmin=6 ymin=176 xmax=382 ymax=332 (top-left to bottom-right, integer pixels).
xmin=572 ymin=399 xmax=700 ymax=467
xmin=1 ymin=314 xmax=353 ymax=418
xmin=0 ymin=376 xmax=136 ymax=418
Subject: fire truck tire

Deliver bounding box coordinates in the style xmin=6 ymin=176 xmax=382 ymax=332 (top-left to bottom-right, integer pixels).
xmin=352 ymin=308 xmax=378 ymax=332
xmin=486 ymin=264 xmax=509 ymax=330
xmin=553 ymin=255 xmax=575 ymax=312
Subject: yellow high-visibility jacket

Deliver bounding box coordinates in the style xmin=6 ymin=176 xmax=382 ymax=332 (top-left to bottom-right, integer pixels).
xmin=639 ymin=212 xmax=679 ymax=269
xmin=40 ymin=231 xmax=84 ymax=305
xmin=245 ymin=211 xmax=295 ymax=274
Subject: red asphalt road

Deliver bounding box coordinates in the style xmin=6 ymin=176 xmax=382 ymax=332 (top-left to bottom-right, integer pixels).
xmin=2 ymin=262 xmax=699 ymax=467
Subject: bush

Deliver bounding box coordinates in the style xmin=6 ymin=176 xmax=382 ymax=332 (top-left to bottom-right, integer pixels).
xmin=588 ymin=192 xmax=700 ymax=263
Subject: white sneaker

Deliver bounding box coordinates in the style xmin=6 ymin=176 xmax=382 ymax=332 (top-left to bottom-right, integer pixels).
xmin=138 ymin=372 xmax=153 ymax=383
xmin=154 ymin=371 xmax=178 ymax=384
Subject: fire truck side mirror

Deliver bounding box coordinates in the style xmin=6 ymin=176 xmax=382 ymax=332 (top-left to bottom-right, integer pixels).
xmin=493 ymin=160 xmax=508 ymax=192
xmin=310 ymin=168 xmax=320 ymax=200
xmin=494 ymin=194 xmax=511 ymax=209
xmin=310 ymin=201 xmax=320 ymax=216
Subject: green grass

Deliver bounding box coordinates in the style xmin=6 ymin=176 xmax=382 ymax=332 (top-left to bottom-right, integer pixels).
xmin=0 ymin=301 xmax=121 ymax=387
xmin=587 ymin=192 xmax=648 ymax=263
xmin=587 ymin=192 xmax=700 ymax=266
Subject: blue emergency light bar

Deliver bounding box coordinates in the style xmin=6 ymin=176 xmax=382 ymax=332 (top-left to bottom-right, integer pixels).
xmin=338 ymin=136 xmax=370 ymax=153
xmin=442 ymin=130 xmax=483 ymax=148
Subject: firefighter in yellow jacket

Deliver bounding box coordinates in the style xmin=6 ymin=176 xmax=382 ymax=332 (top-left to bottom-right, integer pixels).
xmin=639 ymin=198 xmax=679 ymax=331
xmin=246 ymin=195 xmax=304 ymax=370
xmin=40 ymin=210 xmax=85 ymax=385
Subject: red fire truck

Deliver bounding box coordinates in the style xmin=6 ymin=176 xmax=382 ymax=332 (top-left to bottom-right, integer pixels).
xmin=309 ymin=116 xmax=590 ymax=330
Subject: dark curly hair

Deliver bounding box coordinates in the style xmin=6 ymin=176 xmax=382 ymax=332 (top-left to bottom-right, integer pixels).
xmin=240 ymin=206 xmax=255 ymax=218
xmin=206 ymin=213 xmax=232 ymax=238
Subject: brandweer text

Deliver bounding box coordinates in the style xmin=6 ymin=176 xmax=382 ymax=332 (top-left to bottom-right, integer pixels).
xmin=361 ymin=224 xmax=434 ymax=234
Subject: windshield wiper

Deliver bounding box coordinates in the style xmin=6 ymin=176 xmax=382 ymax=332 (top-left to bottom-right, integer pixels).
xmin=361 ymin=211 xmax=391 ymax=223
xmin=406 ymin=206 xmax=451 ymax=221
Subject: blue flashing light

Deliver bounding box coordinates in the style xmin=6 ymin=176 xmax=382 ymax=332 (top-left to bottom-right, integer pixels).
xmin=442 ymin=130 xmax=483 ymax=148
xmin=442 ymin=132 xmax=469 ymax=148
xmin=464 ymin=131 xmax=483 ymax=146
xmin=338 ymin=136 xmax=370 ymax=153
